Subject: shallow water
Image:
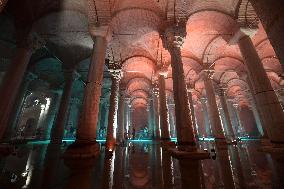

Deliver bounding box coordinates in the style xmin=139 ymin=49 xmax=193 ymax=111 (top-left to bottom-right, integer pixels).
xmin=0 ymin=140 xmax=283 ymax=189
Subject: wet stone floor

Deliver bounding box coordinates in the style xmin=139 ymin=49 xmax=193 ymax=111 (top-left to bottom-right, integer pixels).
xmin=0 ymin=140 xmax=283 ymax=189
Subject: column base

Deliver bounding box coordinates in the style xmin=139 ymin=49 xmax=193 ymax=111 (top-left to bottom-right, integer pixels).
xmin=163 ymin=142 xmax=210 ymax=160
xmin=63 ymin=141 xmax=100 ymax=160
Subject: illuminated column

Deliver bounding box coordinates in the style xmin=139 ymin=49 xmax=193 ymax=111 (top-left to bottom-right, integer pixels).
xmin=117 ymin=90 xmax=125 ymax=143
xmin=146 ymin=102 xmax=152 ymax=138
xmin=164 ymin=25 xmax=196 ymax=149
xmin=152 ymin=84 xmax=160 ymax=139
xmin=149 ymin=98 xmax=156 ymax=138
xmin=125 ymin=97 xmax=131 ymax=138
xmin=246 ymin=76 xmax=267 ymax=137
xmin=187 ymin=87 xmax=198 ymax=137
xmin=218 ymin=88 xmax=236 ymax=141
xmin=106 ymin=70 xmax=122 ymax=151
xmin=65 ymin=97 xmax=81 ymax=135
xmin=158 ymin=74 xmax=170 ymax=140
xmin=64 ymin=27 xmax=110 ymax=158
xmin=5 ymin=72 xmax=37 ymax=139
xmin=200 ymin=97 xmax=211 ymax=137
xmin=168 ymin=103 xmax=176 ymax=138
xmin=238 ymin=33 xmax=284 ymax=143
xmin=50 ymin=70 xmax=78 ymax=144
xmin=0 ymin=0 xmax=8 ymax=13
xmin=204 ymin=75 xmax=226 ymax=142
xmin=232 ymin=103 xmax=244 ymax=137
xmin=41 ymin=91 xmax=62 ymax=140
xmin=0 ymin=34 xmax=43 ymax=139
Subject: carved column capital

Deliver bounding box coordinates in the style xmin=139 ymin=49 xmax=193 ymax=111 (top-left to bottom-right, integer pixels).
xmin=163 ymin=23 xmax=186 ymax=50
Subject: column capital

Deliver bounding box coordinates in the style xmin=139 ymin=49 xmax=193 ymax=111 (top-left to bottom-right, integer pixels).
xmin=109 ymin=69 xmax=123 ymax=80
xmin=89 ymin=25 xmax=112 ymax=42
xmin=163 ymin=23 xmax=186 ymax=50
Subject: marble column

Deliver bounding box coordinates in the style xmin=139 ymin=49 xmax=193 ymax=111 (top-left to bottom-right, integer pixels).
xmin=203 ymin=76 xmax=226 ymax=142
xmin=218 ymin=88 xmax=236 ymax=141
xmin=200 ymin=97 xmax=211 ymax=137
xmin=158 ymin=74 xmax=170 ymax=140
xmin=50 ymin=70 xmax=78 ymax=144
xmin=164 ymin=26 xmax=196 ymax=149
xmin=117 ymin=90 xmax=125 ymax=143
xmin=146 ymin=102 xmax=152 ymax=139
xmin=238 ymin=34 xmax=284 ymax=143
xmin=106 ymin=72 xmax=121 ymax=151
xmin=0 ymin=0 xmax=8 ymax=13
xmin=0 ymin=35 xmax=43 ymax=139
xmin=64 ymin=30 xmax=109 ymax=158
xmin=149 ymin=98 xmax=156 ymax=138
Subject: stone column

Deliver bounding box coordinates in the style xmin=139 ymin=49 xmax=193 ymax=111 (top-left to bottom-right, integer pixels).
xmin=117 ymin=90 xmax=125 ymax=143
xmin=5 ymin=72 xmax=37 ymax=139
xmin=0 ymin=0 xmax=8 ymax=13
xmin=203 ymin=76 xmax=226 ymax=142
xmin=106 ymin=71 xmax=121 ymax=151
xmin=238 ymin=34 xmax=284 ymax=143
xmin=152 ymin=86 xmax=160 ymax=139
xmin=187 ymin=88 xmax=198 ymax=138
xmin=168 ymin=103 xmax=176 ymax=138
xmin=158 ymin=74 xmax=170 ymax=140
xmin=250 ymin=0 xmax=284 ymax=66
xmin=246 ymin=76 xmax=267 ymax=137
xmin=200 ymin=97 xmax=212 ymax=137
xmin=232 ymin=103 xmax=244 ymax=137
xmin=64 ymin=28 xmax=110 ymax=158
xmin=50 ymin=70 xmax=78 ymax=144
xmin=124 ymin=98 xmax=131 ymax=139
xmin=218 ymin=88 xmax=236 ymax=141
xmin=41 ymin=91 xmax=62 ymax=140
xmin=0 ymin=35 xmax=43 ymax=139
xmin=149 ymin=98 xmax=156 ymax=138
xmin=164 ymin=26 xmax=196 ymax=149
xmin=146 ymin=102 xmax=152 ymax=139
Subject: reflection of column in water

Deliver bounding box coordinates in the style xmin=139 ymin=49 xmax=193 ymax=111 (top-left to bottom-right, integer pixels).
xmin=24 ymin=144 xmax=48 ymax=189
xmin=199 ymin=142 xmax=215 ymax=188
xmin=102 ymin=151 xmax=116 ymax=189
xmin=179 ymin=159 xmax=203 ymax=189
xmin=64 ymin=158 xmax=96 ymax=189
xmin=266 ymin=153 xmax=284 ymax=188
xmin=161 ymin=149 xmax=173 ymax=188
xmin=215 ymin=143 xmax=235 ymax=188
xmin=40 ymin=144 xmax=61 ymax=189
xmin=113 ymin=146 xmax=125 ymax=189
xmin=238 ymin=142 xmax=261 ymax=187
xmin=227 ymin=145 xmax=246 ymax=188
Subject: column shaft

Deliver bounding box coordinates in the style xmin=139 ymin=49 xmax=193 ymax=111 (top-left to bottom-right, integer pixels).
xmin=50 ymin=71 xmax=75 ymax=144
xmin=0 ymin=47 xmax=33 ymax=139
xmin=76 ymin=36 xmax=107 ymax=142
xmin=204 ymin=78 xmax=225 ymax=140
xmin=168 ymin=44 xmax=196 ymax=146
xmin=117 ymin=93 xmax=125 ymax=143
xmin=219 ymin=91 xmax=235 ymax=140
xmin=106 ymin=76 xmax=120 ymax=150
xmin=238 ymin=35 xmax=284 ymax=143
xmin=158 ymin=75 xmax=170 ymax=140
